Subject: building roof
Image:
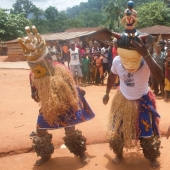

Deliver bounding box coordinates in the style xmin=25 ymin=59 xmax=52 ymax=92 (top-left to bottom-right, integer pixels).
xmin=6 ymin=27 xmax=111 ymax=44
xmin=138 ymin=25 xmax=170 ymax=34
xmin=65 ymin=27 xmax=107 ymax=32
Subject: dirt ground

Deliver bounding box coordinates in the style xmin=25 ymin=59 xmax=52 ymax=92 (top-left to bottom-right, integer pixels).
xmin=0 ymin=68 xmax=170 ymax=170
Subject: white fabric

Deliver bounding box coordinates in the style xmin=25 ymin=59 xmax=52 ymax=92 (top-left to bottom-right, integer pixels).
xmin=69 ymin=47 xmax=80 ymax=65
xmin=101 ymin=47 xmax=108 ymax=63
xmin=48 ymin=46 xmax=57 ymax=60
xmin=111 ymin=56 xmax=150 ymax=100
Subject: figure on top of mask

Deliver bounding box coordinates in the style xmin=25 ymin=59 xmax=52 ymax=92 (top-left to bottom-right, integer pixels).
xmin=124 ymin=0 xmax=137 ymax=18
xmin=122 ymin=9 xmax=138 ymax=37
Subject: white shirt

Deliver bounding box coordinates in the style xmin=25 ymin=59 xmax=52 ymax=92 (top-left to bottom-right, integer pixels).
xmin=101 ymin=47 xmax=108 ymax=63
xmin=111 ymin=56 xmax=150 ymax=100
xmin=48 ymin=46 xmax=57 ymax=60
xmin=69 ymin=47 xmax=80 ymax=65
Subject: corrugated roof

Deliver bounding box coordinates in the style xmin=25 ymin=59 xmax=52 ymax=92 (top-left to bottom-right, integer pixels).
xmin=42 ymin=31 xmax=98 ymax=41
xmin=6 ymin=27 xmax=111 ymax=44
xmin=138 ymin=25 xmax=170 ymax=34
xmin=65 ymin=27 xmax=106 ymax=32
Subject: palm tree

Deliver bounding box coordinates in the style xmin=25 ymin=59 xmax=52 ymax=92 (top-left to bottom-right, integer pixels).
xmin=103 ymin=0 xmax=126 ymax=31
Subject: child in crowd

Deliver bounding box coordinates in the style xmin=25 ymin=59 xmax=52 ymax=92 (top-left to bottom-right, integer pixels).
xmin=62 ymin=43 xmax=68 ymax=62
xmin=82 ymin=48 xmax=90 ymax=86
xmin=89 ymin=57 xmax=96 ymax=84
xmin=94 ymin=50 xmax=104 ymax=85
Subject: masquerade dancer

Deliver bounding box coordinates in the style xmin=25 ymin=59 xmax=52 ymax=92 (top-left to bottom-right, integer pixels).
xmin=103 ymin=32 xmax=163 ymax=169
xmin=18 ymin=26 xmax=95 ymax=166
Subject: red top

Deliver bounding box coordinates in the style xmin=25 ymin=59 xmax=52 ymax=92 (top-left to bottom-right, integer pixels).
xmin=112 ymin=47 xmax=117 ymax=59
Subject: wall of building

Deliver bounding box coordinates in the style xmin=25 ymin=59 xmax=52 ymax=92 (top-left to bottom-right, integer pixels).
xmin=7 ymin=43 xmax=25 ymax=61
xmin=84 ymin=31 xmax=111 ymax=44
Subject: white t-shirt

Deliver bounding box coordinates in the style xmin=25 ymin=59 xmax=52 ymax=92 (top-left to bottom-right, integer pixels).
xmin=69 ymin=47 xmax=80 ymax=65
xmin=111 ymin=56 xmax=150 ymax=100
xmin=48 ymin=46 xmax=57 ymax=60
xmin=101 ymin=47 xmax=108 ymax=63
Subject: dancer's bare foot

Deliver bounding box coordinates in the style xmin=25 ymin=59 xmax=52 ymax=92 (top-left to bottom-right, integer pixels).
xmin=112 ymin=155 xmax=123 ymax=165
xmin=35 ymin=156 xmax=51 ymax=166
xmin=80 ymin=154 xmax=90 ymax=164
xmin=150 ymin=159 xmax=160 ymax=169
xmin=166 ymin=126 xmax=170 ymax=139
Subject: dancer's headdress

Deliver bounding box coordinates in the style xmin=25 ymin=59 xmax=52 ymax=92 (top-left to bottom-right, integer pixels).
xmin=112 ymin=31 xmax=152 ymax=50
xmin=18 ymin=26 xmax=54 ymax=79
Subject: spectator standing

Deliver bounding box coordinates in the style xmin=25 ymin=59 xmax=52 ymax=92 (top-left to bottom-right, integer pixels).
xmin=55 ymin=41 xmax=64 ymax=64
xmin=108 ymin=41 xmax=113 ymax=66
xmin=159 ymin=40 xmax=166 ymax=54
xmin=82 ymin=49 xmax=90 ymax=86
xmin=90 ymin=41 xmax=100 ymax=57
xmin=164 ymin=48 xmax=170 ymax=101
xmin=151 ymin=44 xmax=165 ymax=97
xmin=108 ymin=39 xmax=119 ymax=87
xmin=90 ymin=41 xmax=101 ymax=84
xmin=148 ymin=46 xmax=154 ymax=88
xmin=94 ymin=50 xmax=104 ymax=85
xmin=112 ymin=39 xmax=118 ymax=60
xmin=78 ymin=42 xmax=85 ymax=58
xmin=48 ymin=41 xmax=57 ymax=61
xmin=62 ymin=43 xmax=68 ymax=62
xmin=101 ymin=41 xmax=110 ymax=76
xmin=68 ymin=40 xmax=83 ymax=85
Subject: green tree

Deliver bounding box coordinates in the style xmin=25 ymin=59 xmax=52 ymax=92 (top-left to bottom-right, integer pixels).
xmin=44 ymin=6 xmax=58 ymax=22
xmin=66 ymin=5 xmax=80 ymax=18
xmin=103 ymin=0 xmax=126 ymax=31
xmin=10 ymin=0 xmax=36 ymax=18
xmin=77 ymin=9 xmax=103 ymax=27
xmin=0 ymin=9 xmax=32 ymax=40
xmin=67 ymin=18 xmax=85 ymax=28
xmin=137 ymin=1 xmax=170 ymax=28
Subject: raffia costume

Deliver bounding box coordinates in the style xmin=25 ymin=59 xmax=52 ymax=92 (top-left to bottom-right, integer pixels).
xmin=107 ymin=32 xmax=161 ymax=161
xmin=18 ymin=26 xmax=95 ymax=165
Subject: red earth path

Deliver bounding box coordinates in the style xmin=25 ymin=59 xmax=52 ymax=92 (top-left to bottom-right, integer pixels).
xmin=0 ymin=68 xmax=170 ymax=170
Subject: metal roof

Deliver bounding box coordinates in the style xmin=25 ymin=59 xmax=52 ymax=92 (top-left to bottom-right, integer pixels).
xmin=138 ymin=25 xmax=170 ymax=34
xmin=65 ymin=27 xmax=107 ymax=32
xmin=42 ymin=31 xmax=97 ymax=41
xmin=6 ymin=27 xmax=111 ymax=44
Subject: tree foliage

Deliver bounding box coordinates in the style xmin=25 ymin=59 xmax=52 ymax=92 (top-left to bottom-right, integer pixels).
xmin=103 ymin=0 xmax=127 ymax=31
xmin=10 ymin=0 xmax=37 ymax=18
xmin=0 ymin=9 xmax=31 ymax=41
xmin=44 ymin=6 xmax=58 ymax=22
xmin=1 ymin=0 xmax=170 ymax=41
xmin=137 ymin=1 xmax=170 ymax=28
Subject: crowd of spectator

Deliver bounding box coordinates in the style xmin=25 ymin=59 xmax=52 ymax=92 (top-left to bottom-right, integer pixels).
xmin=47 ymin=38 xmax=170 ymax=102
xmin=47 ymin=39 xmax=119 ymax=87
xmin=149 ymin=39 xmax=170 ymax=101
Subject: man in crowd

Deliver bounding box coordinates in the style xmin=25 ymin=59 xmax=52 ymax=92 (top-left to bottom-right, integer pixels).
xmin=68 ymin=40 xmax=84 ymax=85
